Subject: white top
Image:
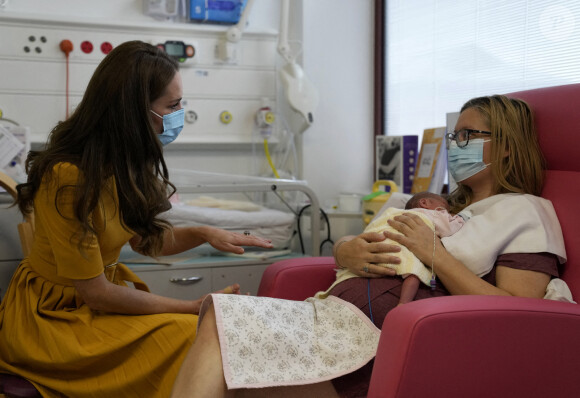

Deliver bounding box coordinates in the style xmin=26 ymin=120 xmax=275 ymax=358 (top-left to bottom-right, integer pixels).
xmin=441 ymin=193 xmax=566 ymax=276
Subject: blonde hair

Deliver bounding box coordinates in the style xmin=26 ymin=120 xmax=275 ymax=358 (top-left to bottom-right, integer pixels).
xmin=448 ymin=95 xmax=545 ymax=214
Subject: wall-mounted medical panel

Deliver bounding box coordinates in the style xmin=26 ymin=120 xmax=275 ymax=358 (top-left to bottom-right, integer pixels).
xmin=0 ymin=15 xmax=279 ymax=145
xmin=178 ymin=98 xmax=275 ymax=144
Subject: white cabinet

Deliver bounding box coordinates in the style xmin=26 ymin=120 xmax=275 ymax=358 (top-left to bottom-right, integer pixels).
xmin=126 ymin=262 xmax=273 ymax=299
xmin=211 ymin=263 xmax=270 ymax=296
xmin=130 ymin=265 xmax=213 ymax=300
xmin=123 ymin=248 xmax=302 ymax=299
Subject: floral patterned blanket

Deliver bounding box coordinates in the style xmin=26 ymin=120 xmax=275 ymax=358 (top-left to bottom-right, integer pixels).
xmin=199 ymin=294 xmax=380 ymax=389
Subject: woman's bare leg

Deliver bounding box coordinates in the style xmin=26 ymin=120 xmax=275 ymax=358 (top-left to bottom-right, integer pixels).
xmin=171 ymin=303 xmax=233 ymax=398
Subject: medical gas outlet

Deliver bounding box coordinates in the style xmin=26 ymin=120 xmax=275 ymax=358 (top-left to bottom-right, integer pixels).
xmin=185 ymin=110 xmax=198 ymax=124
xmin=256 ymin=106 xmax=279 ymax=178
xmin=219 ymin=110 xmax=233 ymax=124
xmin=256 ymin=107 xmax=275 ymax=138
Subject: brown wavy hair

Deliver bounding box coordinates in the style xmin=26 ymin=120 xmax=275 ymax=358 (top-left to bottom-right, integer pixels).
xmin=448 ymin=95 xmax=545 ymax=213
xmin=16 ymin=40 xmax=178 ymax=256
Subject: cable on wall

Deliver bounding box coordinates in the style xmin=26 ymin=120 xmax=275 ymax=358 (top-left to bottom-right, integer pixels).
xmin=59 ymin=40 xmax=73 ymax=119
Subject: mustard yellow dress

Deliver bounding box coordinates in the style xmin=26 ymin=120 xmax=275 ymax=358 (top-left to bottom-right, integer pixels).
xmin=0 ymin=163 xmax=197 ymax=397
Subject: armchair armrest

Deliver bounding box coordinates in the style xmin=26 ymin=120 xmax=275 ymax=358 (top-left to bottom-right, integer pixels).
xmin=257 ymin=257 xmax=336 ymax=300
xmin=369 ymin=295 xmax=580 ymax=398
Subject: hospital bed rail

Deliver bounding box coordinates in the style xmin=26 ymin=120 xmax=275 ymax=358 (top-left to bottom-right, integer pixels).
xmin=168 ymin=169 xmax=321 ymax=256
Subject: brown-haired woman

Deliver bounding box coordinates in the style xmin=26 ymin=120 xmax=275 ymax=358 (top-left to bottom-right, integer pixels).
xmin=0 ymin=40 xmax=272 ymax=397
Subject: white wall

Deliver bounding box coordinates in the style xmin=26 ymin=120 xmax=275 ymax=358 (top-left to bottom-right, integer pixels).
xmin=0 ymin=0 xmax=375 ymax=208
xmin=302 ymin=0 xmax=375 ymax=207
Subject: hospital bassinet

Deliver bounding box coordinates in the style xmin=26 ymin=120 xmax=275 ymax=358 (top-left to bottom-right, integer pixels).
xmin=119 ymin=168 xmax=322 ymax=299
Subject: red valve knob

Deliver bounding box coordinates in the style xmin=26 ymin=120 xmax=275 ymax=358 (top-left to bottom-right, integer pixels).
xmin=59 ymin=39 xmax=73 ymax=56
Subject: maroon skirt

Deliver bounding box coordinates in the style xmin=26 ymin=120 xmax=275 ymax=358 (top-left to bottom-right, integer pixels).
xmin=329 ymin=276 xmax=448 ymax=398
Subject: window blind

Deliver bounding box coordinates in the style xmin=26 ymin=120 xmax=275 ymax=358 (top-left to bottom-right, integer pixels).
xmin=385 ymin=0 xmax=580 ymax=140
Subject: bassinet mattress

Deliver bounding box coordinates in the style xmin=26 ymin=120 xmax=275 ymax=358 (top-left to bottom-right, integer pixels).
xmin=162 ymin=202 xmax=296 ymax=249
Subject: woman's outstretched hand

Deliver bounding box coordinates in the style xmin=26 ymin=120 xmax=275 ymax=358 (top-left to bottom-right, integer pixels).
xmin=335 ymin=232 xmax=401 ymax=277
xmin=203 ymin=226 xmax=273 ymax=254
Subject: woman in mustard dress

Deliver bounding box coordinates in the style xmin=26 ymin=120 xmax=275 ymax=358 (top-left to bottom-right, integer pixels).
xmin=0 ymin=40 xmax=272 ymax=397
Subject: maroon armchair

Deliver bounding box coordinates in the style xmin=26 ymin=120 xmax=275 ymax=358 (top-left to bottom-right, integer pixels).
xmin=257 ymin=83 xmax=580 ymax=398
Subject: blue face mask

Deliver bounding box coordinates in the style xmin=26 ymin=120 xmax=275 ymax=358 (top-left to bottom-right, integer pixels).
xmin=150 ymin=108 xmax=184 ymax=146
xmin=447 ymin=139 xmax=491 ymax=182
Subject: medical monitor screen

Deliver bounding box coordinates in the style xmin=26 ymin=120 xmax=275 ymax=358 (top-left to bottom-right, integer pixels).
xmin=164 ymin=42 xmax=185 ymax=57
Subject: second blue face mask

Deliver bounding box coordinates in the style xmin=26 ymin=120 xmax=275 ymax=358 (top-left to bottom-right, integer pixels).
xmin=150 ymin=108 xmax=185 ymax=146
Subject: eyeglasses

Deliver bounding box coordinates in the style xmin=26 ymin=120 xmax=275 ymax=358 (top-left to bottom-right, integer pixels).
xmin=445 ymin=129 xmax=492 ymax=149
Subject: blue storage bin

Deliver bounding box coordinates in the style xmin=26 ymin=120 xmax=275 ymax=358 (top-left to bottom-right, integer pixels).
xmin=190 ymin=0 xmax=247 ymax=24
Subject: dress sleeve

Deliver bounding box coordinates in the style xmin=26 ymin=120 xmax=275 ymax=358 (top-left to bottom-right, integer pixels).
xmin=482 ymin=252 xmax=559 ymax=286
xmin=35 ymin=162 xmax=104 ymax=280
xmin=496 ymin=252 xmax=559 ymax=277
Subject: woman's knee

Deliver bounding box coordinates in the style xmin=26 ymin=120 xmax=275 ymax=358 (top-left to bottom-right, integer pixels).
xmin=197 ymin=302 xmax=218 ymax=340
